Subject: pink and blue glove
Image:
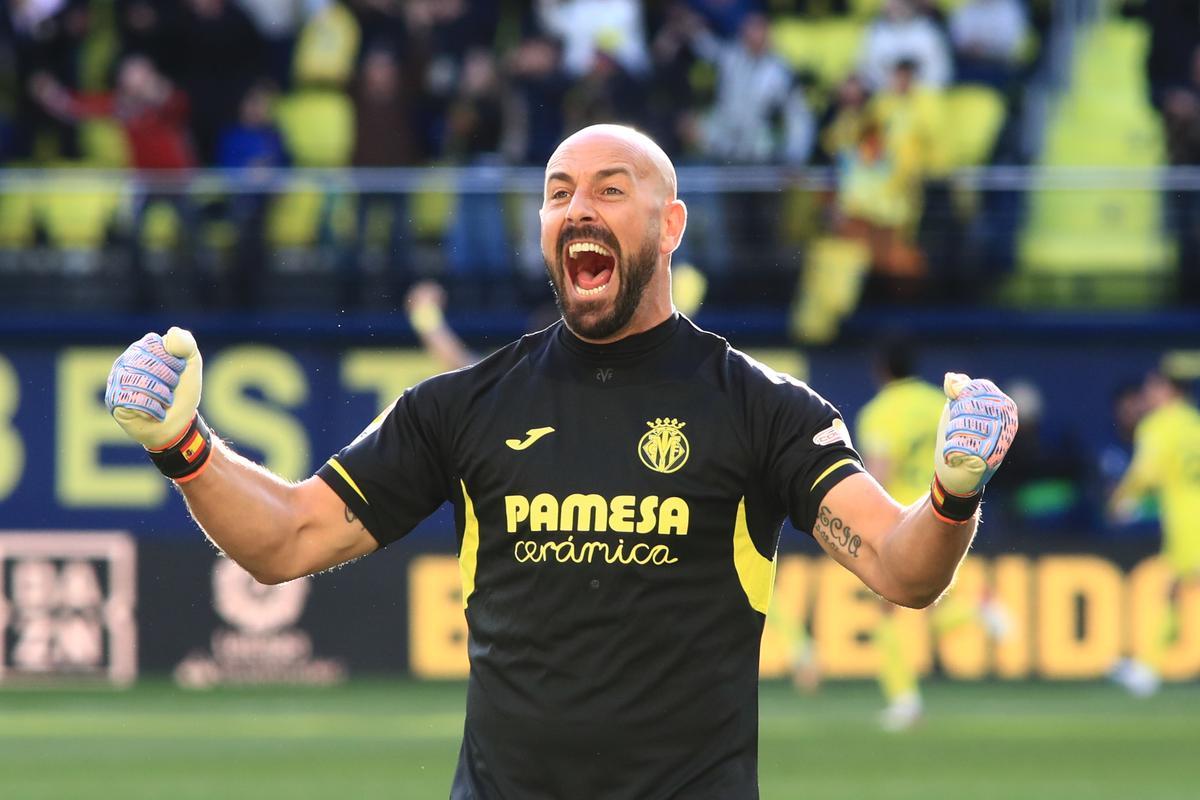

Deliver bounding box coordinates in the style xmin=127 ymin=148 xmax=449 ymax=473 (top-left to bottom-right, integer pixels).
xmin=106 ymin=328 xmax=212 ymax=481
xmin=931 ymin=373 xmax=1019 ymax=522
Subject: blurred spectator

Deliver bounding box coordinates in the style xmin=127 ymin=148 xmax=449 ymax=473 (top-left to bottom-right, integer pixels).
xmin=442 ymin=49 xmax=512 ymax=289
xmin=688 ymin=11 xmax=813 ymax=164
xmin=30 ymin=54 xmax=200 ymax=307
xmin=645 ymin=3 xmax=702 ymax=158
xmin=563 ymin=50 xmax=646 ymax=132
xmin=1129 ymin=0 xmax=1200 ymax=111
xmin=683 ymin=10 xmax=813 ymax=270
xmin=816 ymin=73 xmax=871 ymax=165
xmin=505 ymin=35 xmax=571 ymax=165
xmin=410 ymin=0 xmax=499 ymax=155
xmin=236 ymin=0 xmax=319 ymax=89
xmin=832 ymin=59 xmax=940 ymax=286
xmin=11 ymin=0 xmax=92 ymax=161
xmin=859 ymin=0 xmax=951 ymax=91
xmin=173 ymin=0 xmax=265 ymax=164
xmin=216 ymin=79 xmax=289 ymax=308
xmin=1160 ymin=45 xmax=1200 ymax=301
xmin=536 ymin=0 xmax=650 ymax=78
xmin=216 ymin=79 xmax=287 ymax=170
xmin=116 ymin=1 xmax=181 ymax=76
xmin=349 ymin=46 xmax=426 ymax=300
xmin=505 ymin=35 xmax=572 ymax=283
xmin=833 ymin=116 xmax=924 ymax=283
xmin=871 ymin=56 xmax=954 ymax=288
xmin=948 ymin=0 xmax=1028 ymax=90
xmin=352 ymin=46 xmax=425 ymax=168
xmin=292 ymin=0 xmax=360 ymax=89
xmin=29 ymin=54 xmax=195 ymax=170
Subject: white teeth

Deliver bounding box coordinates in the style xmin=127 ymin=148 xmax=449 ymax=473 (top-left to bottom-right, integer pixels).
xmin=567 ymin=241 xmax=613 ymax=258
xmin=574 ymin=281 xmax=610 ymax=296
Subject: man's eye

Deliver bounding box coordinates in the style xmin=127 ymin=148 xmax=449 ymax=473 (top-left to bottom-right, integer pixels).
xmin=603 ymin=187 xmax=623 ymax=195
xmin=550 ymin=189 xmax=569 ymax=200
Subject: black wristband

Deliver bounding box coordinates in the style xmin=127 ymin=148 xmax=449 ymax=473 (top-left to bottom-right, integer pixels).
xmin=147 ymin=414 xmax=213 ymax=482
xmin=930 ymin=474 xmax=982 ymax=524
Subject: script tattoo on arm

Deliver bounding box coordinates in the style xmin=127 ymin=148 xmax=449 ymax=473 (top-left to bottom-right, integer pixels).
xmin=815 ymin=505 xmax=861 ymax=558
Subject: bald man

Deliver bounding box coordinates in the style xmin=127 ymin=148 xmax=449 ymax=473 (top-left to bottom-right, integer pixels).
xmin=106 ymin=125 xmax=1018 ymax=798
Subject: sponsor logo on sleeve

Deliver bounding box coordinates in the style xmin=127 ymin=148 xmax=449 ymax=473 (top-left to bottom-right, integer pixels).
xmin=812 ymin=418 xmax=852 ymax=448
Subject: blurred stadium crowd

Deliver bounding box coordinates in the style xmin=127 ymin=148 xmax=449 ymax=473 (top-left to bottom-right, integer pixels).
xmin=5 ymin=1 xmax=1200 ymax=315
xmin=1 ymin=0 xmax=1061 ymax=311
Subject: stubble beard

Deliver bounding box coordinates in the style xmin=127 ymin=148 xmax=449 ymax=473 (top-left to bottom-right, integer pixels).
xmin=547 ymin=226 xmax=659 ymax=341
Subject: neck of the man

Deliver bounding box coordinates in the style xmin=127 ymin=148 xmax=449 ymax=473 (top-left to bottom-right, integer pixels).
xmin=569 ymin=301 xmax=675 ymax=345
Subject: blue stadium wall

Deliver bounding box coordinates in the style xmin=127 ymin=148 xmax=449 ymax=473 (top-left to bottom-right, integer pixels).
xmin=1 ymin=313 xmax=1198 ymax=683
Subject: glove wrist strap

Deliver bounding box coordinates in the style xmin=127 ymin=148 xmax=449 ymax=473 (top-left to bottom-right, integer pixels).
xmin=146 ymin=414 xmax=213 ymax=483
xmin=930 ymin=474 xmax=982 ymax=524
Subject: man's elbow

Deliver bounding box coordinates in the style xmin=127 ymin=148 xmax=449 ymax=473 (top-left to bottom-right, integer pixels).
xmin=230 ymin=550 xmax=306 ymax=586
xmin=882 ymin=584 xmax=947 ymax=609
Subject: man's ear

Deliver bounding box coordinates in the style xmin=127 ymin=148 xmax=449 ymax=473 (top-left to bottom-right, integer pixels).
xmin=662 ymin=199 xmax=688 ymax=254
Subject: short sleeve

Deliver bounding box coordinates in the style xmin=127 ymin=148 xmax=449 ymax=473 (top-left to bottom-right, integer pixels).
xmin=317 ymin=380 xmax=454 ymax=547
xmin=736 ymin=353 xmax=864 ymax=534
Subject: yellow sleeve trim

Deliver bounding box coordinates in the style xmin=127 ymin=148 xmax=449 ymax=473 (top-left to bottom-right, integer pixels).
xmin=459 ymin=480 xmax=480 ymax=609
xmin=325 ymin=458 xmax=368 ymax=505
xmin=810 ymin=457 xmax=860 ymax=493
xmin=733 ymin=498 xmax=775 ymax=615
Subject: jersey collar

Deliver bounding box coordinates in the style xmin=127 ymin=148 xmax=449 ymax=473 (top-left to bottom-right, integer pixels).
xmin=557 ymin=313 xmax=682 ymax=361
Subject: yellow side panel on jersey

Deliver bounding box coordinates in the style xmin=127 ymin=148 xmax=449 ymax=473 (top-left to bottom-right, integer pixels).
xmin=325 ymin=457 xmax=368 ymax=504
xmin=459 ymin=480 xmax=480 ymax=609
xmin=733 ymin=498 xmax=775 ymax=615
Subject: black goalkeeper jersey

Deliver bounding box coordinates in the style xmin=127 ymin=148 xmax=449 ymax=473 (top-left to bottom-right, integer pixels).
xmin=317 ymin=314 xmax=863 ymax=800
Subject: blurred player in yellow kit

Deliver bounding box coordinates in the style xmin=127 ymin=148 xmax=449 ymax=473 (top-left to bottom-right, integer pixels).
xmin=855 ymin=342 xmax=1009 ymax=730
xmin=1109 ymin=368 xmax=1200 ymax=696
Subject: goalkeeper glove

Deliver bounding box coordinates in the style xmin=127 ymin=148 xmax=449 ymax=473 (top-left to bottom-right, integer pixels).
xmin=106 ymin=327 xmax=213 ymax=481
xmin=931 ymin=372 xmax=1019 ymax=523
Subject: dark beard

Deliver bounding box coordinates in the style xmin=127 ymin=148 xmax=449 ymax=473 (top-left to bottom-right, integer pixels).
xmin=547 ymin=226 xmax=659 ymax=341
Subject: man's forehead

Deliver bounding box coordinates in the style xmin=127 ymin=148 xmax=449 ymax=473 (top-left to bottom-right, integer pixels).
xmin=545 ymin=140 xmax=648 ymax=182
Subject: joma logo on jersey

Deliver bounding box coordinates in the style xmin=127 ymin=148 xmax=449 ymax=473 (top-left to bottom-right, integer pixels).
xmin=639 ymin=418 xmax=689 ymax=474
xmin=505 ymin=493 xmax=689 ymax=535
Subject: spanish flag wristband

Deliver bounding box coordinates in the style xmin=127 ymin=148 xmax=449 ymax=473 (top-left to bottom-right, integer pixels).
xmin=147 ymin=414 xmax=213 ymax=483
xmin=930 ymin=474 xmax=981 ymax=524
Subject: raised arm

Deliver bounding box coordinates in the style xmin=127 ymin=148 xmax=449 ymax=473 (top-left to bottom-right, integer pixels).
xmin=106 ymin=329 xmax=378 ymax=584
xmin=812 ymin=374 xmax=1018 ymax=607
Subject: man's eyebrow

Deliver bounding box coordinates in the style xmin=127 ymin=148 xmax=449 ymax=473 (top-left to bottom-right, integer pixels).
xmin=595 ymin=166 xmax=635 ymax=181
xmin=546 ymin=171 xmax=574 ymax=185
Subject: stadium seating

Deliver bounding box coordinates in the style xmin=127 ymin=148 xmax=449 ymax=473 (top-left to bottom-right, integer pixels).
xmin=0 ymin=190 xmax=36 ymax=250
xmin=943 ymin=85 xmax=1006 ymax=170
xmin=33 ymin=176 xmax=122 ymax=252
xmin=1016 ymin=18 xmax=1173 ymax=306
xmin=771 ymin=17 xmax=866 ymax=92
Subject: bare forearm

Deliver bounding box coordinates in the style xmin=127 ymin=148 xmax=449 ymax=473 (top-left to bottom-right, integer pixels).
xmin=878 ymin=499 xmax=977 ymax=607
xmin=175 ymin=441 xmax=304 ymax=582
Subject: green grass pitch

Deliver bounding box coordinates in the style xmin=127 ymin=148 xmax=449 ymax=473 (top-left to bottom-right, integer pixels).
xmin=1 ymin=679 xmax=1194 ymax=799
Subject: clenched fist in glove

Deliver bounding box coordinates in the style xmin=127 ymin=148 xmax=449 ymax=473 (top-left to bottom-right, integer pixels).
xmin=930 ymin=373 xmax=1019 ymax=523
xmin=106 ymin=327 xmax=213 ymax=482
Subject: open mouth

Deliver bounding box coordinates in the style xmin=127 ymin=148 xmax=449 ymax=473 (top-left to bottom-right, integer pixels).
xmin=564 ymin=241 xmax=616 ymax=297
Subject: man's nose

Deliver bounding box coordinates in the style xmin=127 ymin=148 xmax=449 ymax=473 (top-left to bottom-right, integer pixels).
xmin=565 ymin=190 xmax=596 ymax=223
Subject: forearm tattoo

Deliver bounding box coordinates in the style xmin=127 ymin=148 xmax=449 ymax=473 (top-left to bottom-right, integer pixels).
xmin=815 ymin=505 xmax=861 ymax=558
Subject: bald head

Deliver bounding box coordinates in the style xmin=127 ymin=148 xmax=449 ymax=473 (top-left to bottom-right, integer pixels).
xmin=547 ymin=124 xmax=678 ymax=200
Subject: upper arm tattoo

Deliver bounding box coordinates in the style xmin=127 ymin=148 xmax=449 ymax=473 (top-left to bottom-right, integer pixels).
xmin=814 ymin=504 xmax=861 ymax=558
xmin=344 ymin=505 xmax=365 ymax=531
